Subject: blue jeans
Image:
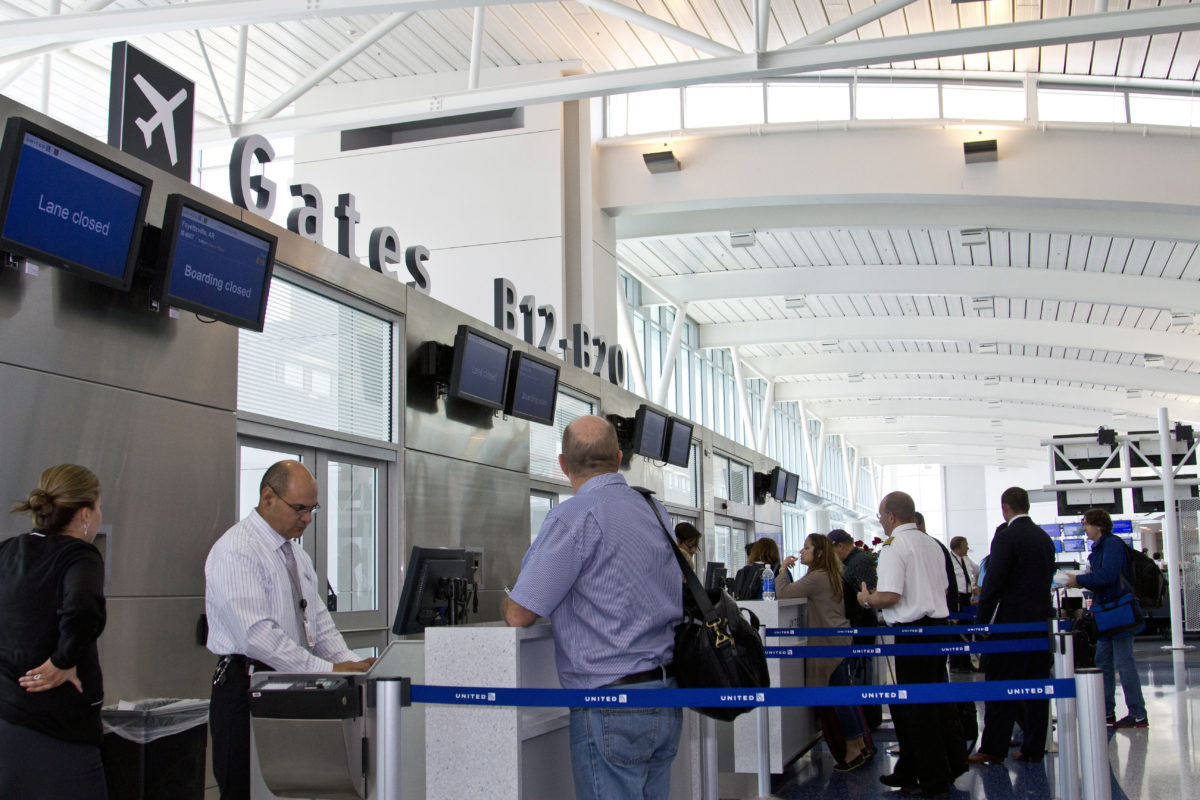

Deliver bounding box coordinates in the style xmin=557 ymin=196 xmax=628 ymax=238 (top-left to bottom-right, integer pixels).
xmin=829 ymin=658 xmax=865 ymax=741
xmin=569 ymin=677 xmax=682 ymax=800
xmin=1096 ymin=632 xmax=1146 ymax=719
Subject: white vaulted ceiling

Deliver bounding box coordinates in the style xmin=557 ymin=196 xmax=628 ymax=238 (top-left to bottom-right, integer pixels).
xmin=3 ymin=0 xmax=1200 ymax=468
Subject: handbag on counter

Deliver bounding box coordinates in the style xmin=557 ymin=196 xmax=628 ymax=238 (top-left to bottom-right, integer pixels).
xmin=636 ymin=488 xmax=771 ymax=722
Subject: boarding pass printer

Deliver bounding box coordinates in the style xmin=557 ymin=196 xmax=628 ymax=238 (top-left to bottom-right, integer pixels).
xmin=249 ymin=643 xmax=411 ymax=800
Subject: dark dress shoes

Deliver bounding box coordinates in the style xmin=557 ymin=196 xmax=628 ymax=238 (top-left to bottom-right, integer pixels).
xmin=967 ymin=752 xmax=1004 ymax=765
xmin=881 ymin=773 xmax=907 ymax=788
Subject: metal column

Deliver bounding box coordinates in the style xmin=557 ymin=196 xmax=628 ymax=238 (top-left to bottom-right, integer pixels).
xmin=1053 ymin=620 xmax=1081 ymax=800
xmin=1074 ymin=669 xmax=1111 ymax=800
xmin=375 ymin=677 xmax=406 ymax=800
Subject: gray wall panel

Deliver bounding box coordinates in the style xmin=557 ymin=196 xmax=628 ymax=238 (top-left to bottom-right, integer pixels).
xmin=404 ymin=449 xmax=528 ymax=608
xmin=0 ymin=363 xmax=236 ymax=597
xmin=100 ymin=597 xmax=211 ymax=702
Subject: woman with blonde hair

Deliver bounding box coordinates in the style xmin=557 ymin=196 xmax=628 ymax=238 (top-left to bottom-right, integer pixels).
xmin=778 ymin=533 xmax=873 ymax=771
xmin=0 ymin=465 xmax=108 ymax=800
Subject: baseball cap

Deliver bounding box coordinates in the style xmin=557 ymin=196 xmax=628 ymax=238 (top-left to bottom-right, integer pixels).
xmin=827 ymin=529 xmax=853 ymax=545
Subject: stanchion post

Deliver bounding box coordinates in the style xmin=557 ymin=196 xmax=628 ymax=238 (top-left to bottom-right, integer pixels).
xmin=701 ymin=716 xmax=718 ymax=800
xmin=375 ymin=677 xmax=405 ymax=800
xmin=1053 ymin=620 xmax=1080 ymax=800
xmin=755 ymin=705 xmax=770 ymax=799
xmin=1074 ymin=669 xmax=1111 ymax=800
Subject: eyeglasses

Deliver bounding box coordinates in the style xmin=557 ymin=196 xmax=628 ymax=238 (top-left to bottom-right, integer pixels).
xmin=273 ymin=489 xmax=320 ymax=516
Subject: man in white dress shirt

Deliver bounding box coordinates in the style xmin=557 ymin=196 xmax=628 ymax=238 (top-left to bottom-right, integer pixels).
xmin=205 ymin=460 xmax=373 ymax=800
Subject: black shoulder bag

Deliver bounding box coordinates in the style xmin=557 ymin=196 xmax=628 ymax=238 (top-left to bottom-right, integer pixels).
xmin=635 ymin=488 xmax=771 ymax=721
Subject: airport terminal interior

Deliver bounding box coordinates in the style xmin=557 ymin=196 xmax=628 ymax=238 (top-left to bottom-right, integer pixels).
xmin=2 ymin=0 xmax=1200 ymax=797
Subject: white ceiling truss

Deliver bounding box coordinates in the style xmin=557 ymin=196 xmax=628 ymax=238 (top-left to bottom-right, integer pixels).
xmin=5 ymin=0 xmax=1200 ymax=469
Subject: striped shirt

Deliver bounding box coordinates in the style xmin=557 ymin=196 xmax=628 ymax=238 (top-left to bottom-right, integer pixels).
xmin=204 ymin=510 xmax=356 ymax=672
xmin=509 ymin=473 xmax=681 ymax=689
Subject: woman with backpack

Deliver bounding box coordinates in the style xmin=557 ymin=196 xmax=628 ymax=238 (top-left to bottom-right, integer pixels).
xmin=1065 ymin=508 xmax=1148 ymax=728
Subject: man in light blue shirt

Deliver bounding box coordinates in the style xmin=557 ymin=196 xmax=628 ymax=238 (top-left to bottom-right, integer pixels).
xmin=505 ymin=415 xmax=682 ymax=800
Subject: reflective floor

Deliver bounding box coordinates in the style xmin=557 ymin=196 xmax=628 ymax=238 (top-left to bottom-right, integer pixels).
xmin=761 ymin=639 xmax=1200 ymax=800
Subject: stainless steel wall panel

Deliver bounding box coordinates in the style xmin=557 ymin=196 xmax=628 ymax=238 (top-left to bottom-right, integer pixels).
xmin=404 ymin=449 xmax=528 ymax=604
xmin=100 ymin=596 xmax=211 ymax=702
xmin=0 ymin=363 xmax=236 ymax=598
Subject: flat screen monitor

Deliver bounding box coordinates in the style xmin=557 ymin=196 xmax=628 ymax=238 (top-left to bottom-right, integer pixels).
xmin=632 ymin=404 xmax=668 ymax=460
xmin=704 ymin=562 xmax=727 ymax=592
xmin=783 ymin=471 xmax=799 ymax=504
xmin=1040 ymin=523 xmax=1061 ymax=538
xmin=0 ymin=116 xmax=151 ymax=290
xmin=448 ymin=324 xmax=512 ymax=409
xmin=503 ymin=350 xmax=559 ymax=425
xmin=155 ymin=194 xmax=277 ymax=330
xmin=767 ymin=467 xmax=788 ymax=501
xmin=1061 ymin=522 xmax=1084 ymax=538
xmin=1112 ymin=519 xmax=1133 ymax=534
xmin=1054 ymin=539 xmax=1063 ymax=553
xmin=1063 ymin=538 xmax=1087 ymax=552
xmin=663 ymin=417 xmax=693 ymax=468
xmin=392 ymin=546 xmax=473 ymax=635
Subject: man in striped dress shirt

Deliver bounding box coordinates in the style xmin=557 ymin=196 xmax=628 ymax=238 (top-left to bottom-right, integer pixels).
xmin=205 ymin=460 xmax=373 ymax=800
xmin=504 ymin=415 xmax=682 ymax=800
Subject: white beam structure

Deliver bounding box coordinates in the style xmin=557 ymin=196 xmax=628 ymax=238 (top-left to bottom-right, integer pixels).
xmin=757 ymin=378 xmax=776 ymax=453
xmin=653 ymin=301 xmax=689 ymax=407
xmin=810 ymin=398 xmax=1153 ymax=428
xmin=826 ymin=416 xmax=1069 ymax=439
xmin=468 ymin=6 xmax=486 ymax=90
xmin=798 ymin=401 xmax=819 ymax=491
xmin=574 ymin=0 xmax=741 ymax=58
xmin=249 ymin=12 xmax=415 ymax=121
xmin=730 ymin=348 xmax=759 ymax=450
xmin=755 ymin=0 xmax=771 ymax=52
xmin=846 ymin=430 xmax=1045 ymax=447
xmin=653 ymin=265 xmax=1200 ymax=314
xmin=870 ymin=452 xmax=1041 ymax=466
xmin=196 ymin=31 xmax=232 ymax=126
xmin=783 ymin=0 xmax=920 ymax=50
xmin=743 ymin=353 xmax=1200 ymax=399
xmin=702 ymin=317 xmax=1200 ymax=363
xmin=233 ymin=26 xmax=249 ymax=124
xmin=615 ymin=281 xmax=648 ymax=398
xmin=773 ymin=377 xmax=1200 ymax=419
xmin=861 ymin=442 xmax=1044 ymax=458
xmin=187 ymin=3 xmax=1200 ymax=140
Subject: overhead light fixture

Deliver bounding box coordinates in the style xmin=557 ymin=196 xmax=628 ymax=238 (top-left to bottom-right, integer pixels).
xmin=993 ymin=433 xmax=1004 ymax=441
xmin=820 ymin=340 xmax=840 ymax=352
xmin=1113 ymin=410 xmax=1127 ymax=420
xmin=897 ymin=431 xmax=908 ymax=438
xmin=958 ymin=228 xmax=988 ymax=248
xmin=884 ymin=416 xmax=897 ymax=424
xmin=907 ymin=444 xmax=918 ymax=451
xmin=867 ymin=397 xmax=881 ymax=405
xmin=971 ymin=296 xmax=994 ymax=313
xmin=990 ymin=418 xmax=1003 ymax=427
xmin=729 ymin=230 xmax=756 ymax=248
xmin=1143 ymin=353 xmax=1165 ymax=368
xmin=848 ymin=373 xmax=864 ymax=382
xmin=784 ymin=296 xmax=807 ymax=310
xmin=964 ymin=139 xmax=998 ymax=162
xmin=1127 ymin=388 xmax=1143 ymax=399
xmin=642 ymin=150 xmax=680 ymax=173
xmin=996 ymin=447 xmax=1006 ymax=454
xmin=988 ymin=399 xmax=1002 ymax=408
xmin=1170 ymin=311 xmax=1194 ymax=329
xmin=978 ymin=341 xmax=998 ymax=354
xmin=983 ymin=375 xmax=1000 ymax=386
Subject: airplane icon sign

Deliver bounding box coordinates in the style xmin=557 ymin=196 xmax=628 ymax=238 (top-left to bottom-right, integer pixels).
xmin=133 ymin=73 xmax=187 ymax=166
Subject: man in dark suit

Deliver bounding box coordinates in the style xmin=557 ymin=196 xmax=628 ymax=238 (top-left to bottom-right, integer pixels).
xmin=968 ymin=486 xmax=1056 ymax=765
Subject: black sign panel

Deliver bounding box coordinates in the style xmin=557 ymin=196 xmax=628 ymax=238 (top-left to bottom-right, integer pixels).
xmin=108 ymin=41 xmax=194 ymax=180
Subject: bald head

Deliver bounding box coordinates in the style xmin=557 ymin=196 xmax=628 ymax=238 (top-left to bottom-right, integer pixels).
xmin=878 ymin=491 xmax=916 ymax=535
xmin=560 ymin=416 xmax=621 ymax=484
xmin=258 ymin=460 xmax=319 ymax=539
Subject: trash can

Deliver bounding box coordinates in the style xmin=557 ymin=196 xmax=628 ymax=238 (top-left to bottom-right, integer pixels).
xmin=101 ymin=698 xmax=209 ymax=800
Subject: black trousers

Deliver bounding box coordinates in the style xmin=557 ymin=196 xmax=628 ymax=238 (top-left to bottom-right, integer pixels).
xmin=979 ymin=649 xmax=1052 ymax=758
xmin=209 ymin=656 xmax=268 ymax=800
xmin=889 ymin=618 xmax=965 ymax=791
xmin=0 ymin=716 xmax=107 ymax=800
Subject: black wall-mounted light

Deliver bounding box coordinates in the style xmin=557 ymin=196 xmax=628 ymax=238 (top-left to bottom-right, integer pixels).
xmin=643 ymin=150 xmax=681 ymax=173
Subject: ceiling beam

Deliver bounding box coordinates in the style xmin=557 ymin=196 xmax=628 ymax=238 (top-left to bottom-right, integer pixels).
xmin=807 ymin=397 xmax=1151 ymax=428
xmin=847 ymin=430 xmax=1045 ymax=449
xmin=744 ymin=352 xmax=1200 ymax=398
xmin=185 ymin=3 xmax=1200 ymax=141
xmin=869 ymin=453 xmax=1042 ymax=466
xmin=859 ymin=442 xmax=1044 ymax=458
xmin=652 ymin=265 xmax=1200 ymax=313
xmin=826 ymin=416 xmax=1072 ymax=438
xmin=701 ymin=316 xmax=1200 ymax=363
xmin=575 ymin=0 xmax=741 ymax=58
xmin=772 ymin=377 xmax=1200 ymax=419
xmin=784 ymin=0 xmax=919 ymax=49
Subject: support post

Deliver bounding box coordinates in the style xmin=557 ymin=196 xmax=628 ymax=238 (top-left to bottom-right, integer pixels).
xmin=701 ymin=715 xmax=718 ymax=800
xmin=1054 ymin=620 xmax=1081 ymax=800
xmin=375 ymin=678 xmax=405 ymax=800
xmin=755 ymin=704 xmax=771 ymax=798
xmin=1075 ymin=669 xmax=1111 ymax=800
xmin=615 ymin=281 xmax=648 ymax=397
xmin=1158 ymin=407 xmax=1189 ymax=650
xmin=653 ymin=302 xmax=688 ymax=407
xmin=468 ymin=6 xmax=485 ymax=89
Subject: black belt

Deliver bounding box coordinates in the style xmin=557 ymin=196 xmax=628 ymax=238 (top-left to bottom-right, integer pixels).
xmin=213 ymin=654 xmax=272 ymax=687
xmin=606 ymin=663 xmax=674 ymax=688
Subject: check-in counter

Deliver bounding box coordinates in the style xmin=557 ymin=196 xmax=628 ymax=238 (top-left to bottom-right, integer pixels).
xmin=730 ymin=597 xmax=820 ymax=773
xmin=424 ymin=622 xmax=703 ymax=800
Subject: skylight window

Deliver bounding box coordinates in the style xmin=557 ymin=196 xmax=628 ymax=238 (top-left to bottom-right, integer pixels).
xmin=767 ymin=82 xmax=851 ymax=123
xmin=684 ymin=84 xmax=765 ymax=128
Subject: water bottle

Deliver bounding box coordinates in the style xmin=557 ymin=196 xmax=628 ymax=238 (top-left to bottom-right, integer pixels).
xmin=761 ymin=563 xmax=775 ymax=601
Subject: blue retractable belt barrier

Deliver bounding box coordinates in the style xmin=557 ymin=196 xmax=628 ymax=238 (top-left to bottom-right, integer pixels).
xmin=410 ymin=678 xmax=1075 ymax=709
xmin=764 ymin=621 xmax=1048 ymax=637
xmin=947 ymin=611 xmax=977 ymax=620
xmin=764 ymin=637 xmax=1049 ymax=659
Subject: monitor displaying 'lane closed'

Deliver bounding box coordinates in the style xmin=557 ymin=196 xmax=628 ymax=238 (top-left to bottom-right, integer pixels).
xmin=157 ymin=194 xmax=276 ymax=331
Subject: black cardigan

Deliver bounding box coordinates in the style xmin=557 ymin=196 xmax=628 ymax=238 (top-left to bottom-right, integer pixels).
xmin=0 ymin=532 xmax=106 ymax=745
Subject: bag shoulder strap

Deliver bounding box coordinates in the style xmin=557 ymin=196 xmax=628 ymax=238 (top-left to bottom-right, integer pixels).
xmin=633 ymin=486 xmax=721 ymax=622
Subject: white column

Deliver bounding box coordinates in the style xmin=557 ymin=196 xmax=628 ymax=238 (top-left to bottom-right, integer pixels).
xmin=1158 ymin=407 xmax=1188 ymax=650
